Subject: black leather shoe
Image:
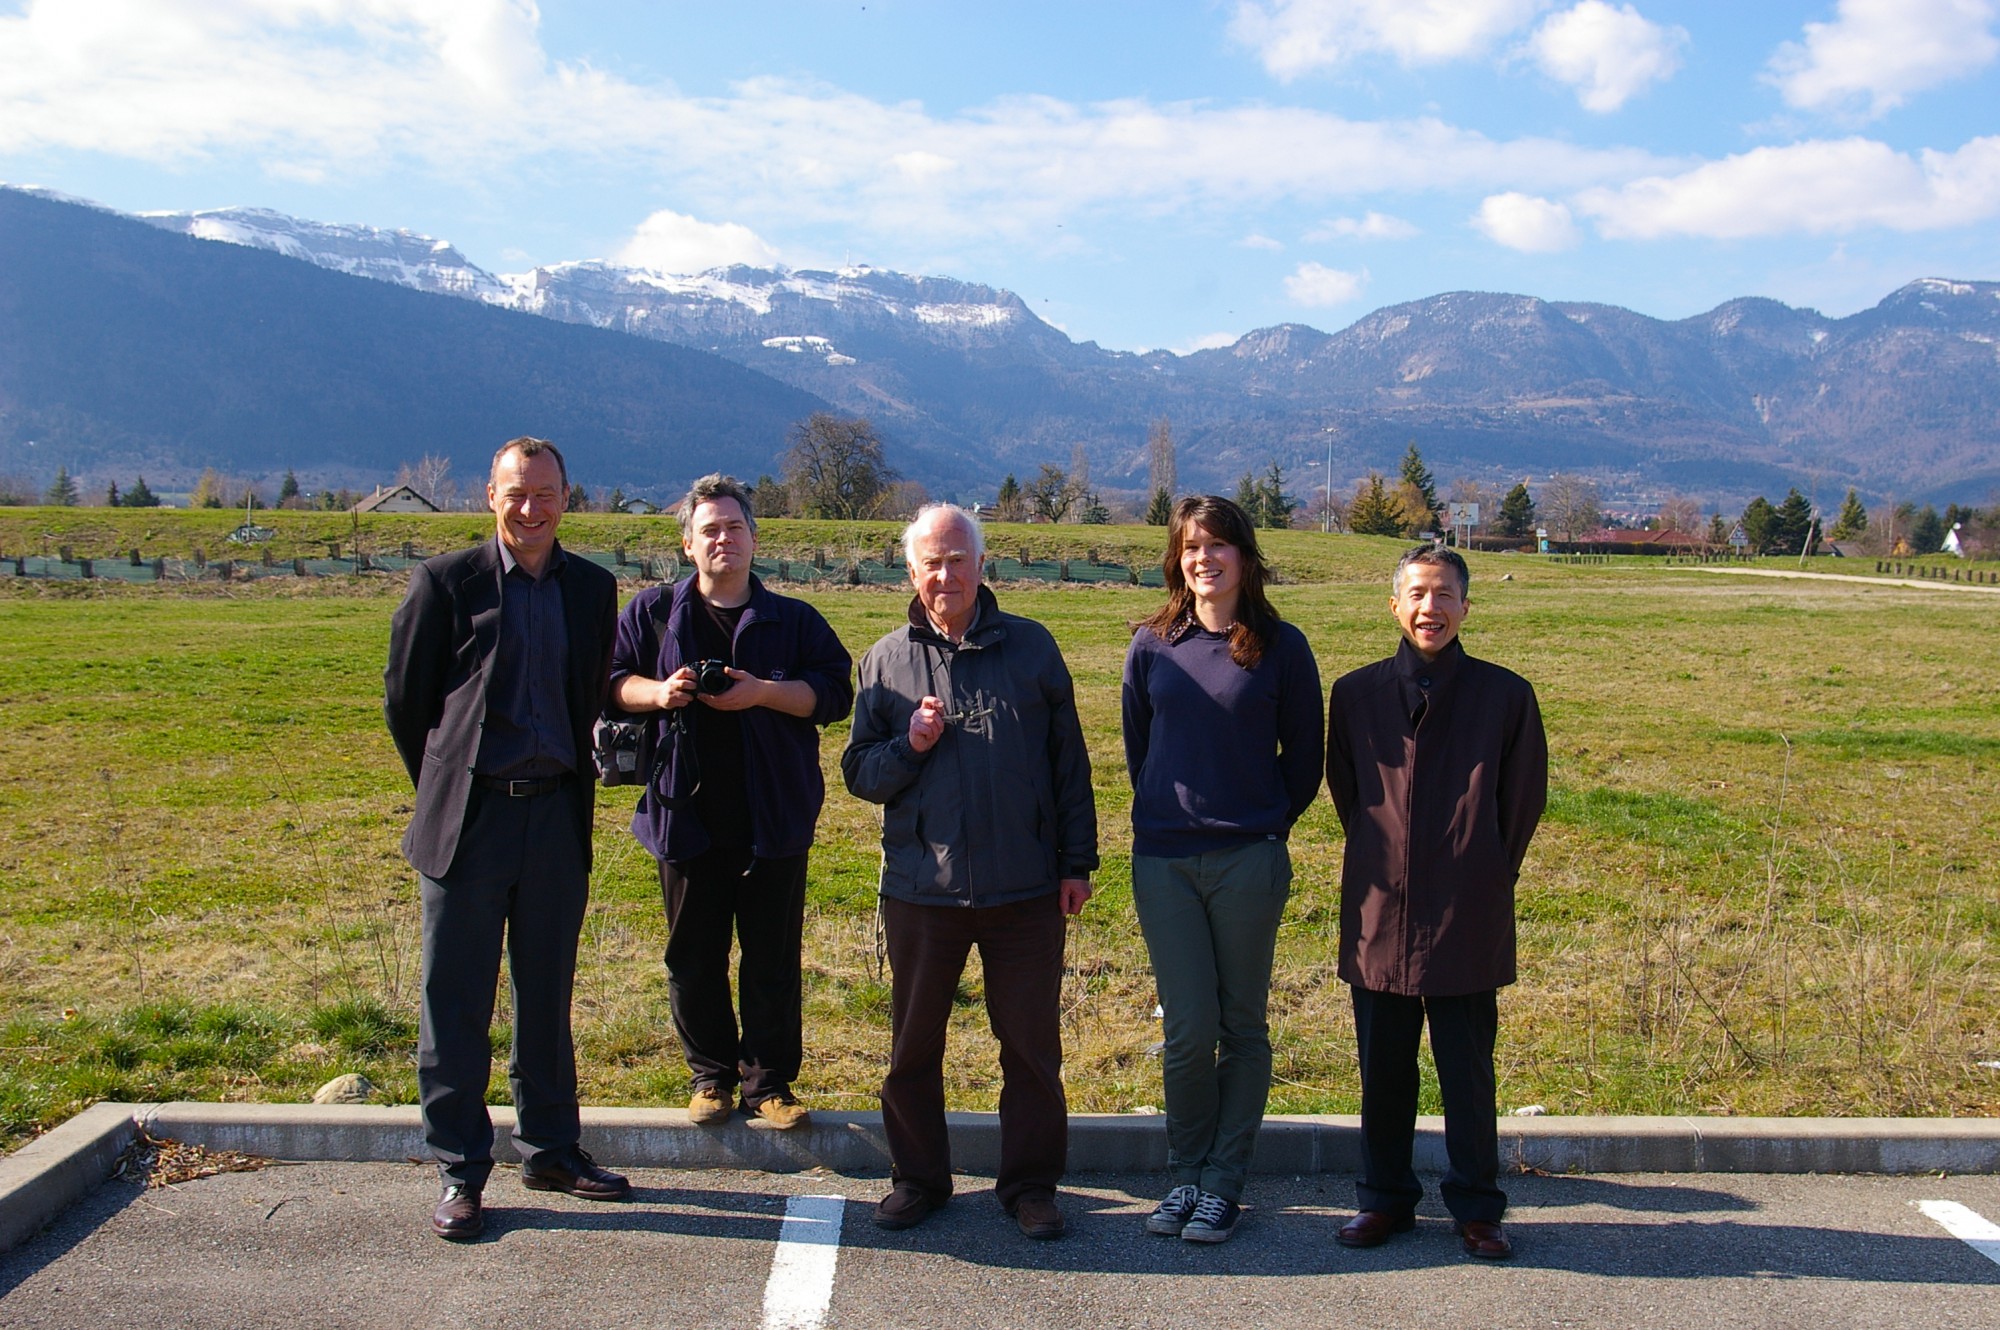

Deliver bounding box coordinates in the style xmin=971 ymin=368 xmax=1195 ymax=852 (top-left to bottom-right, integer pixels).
xmin=521 ymin=1147 xmax=631 ymax=1201
xmin=1336 ymin=1209 xmax=1415 ymax=1248
xmin=431 ymin=1184 xmax=483 ymax=1241
xmin=874 ymin=1183 xmax=941 ymax=1231
xmin=1007 ymin=1191 xmax=1067 ymax=1240
xmin=1454 ymin=1219 xmax=1514 ymax=1259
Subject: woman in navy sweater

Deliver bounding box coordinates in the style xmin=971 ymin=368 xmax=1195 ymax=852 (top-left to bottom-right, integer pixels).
xmin=1121 ymin=495 xmax=1324 ymax=1244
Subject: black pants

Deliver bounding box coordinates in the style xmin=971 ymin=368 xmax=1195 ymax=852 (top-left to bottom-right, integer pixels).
xmin=880 ymin=893 xmax=1068 ymax=1208
xmin=1350 ymin=986 xmax=1506 ymax=1224
xmin=659 ymin=847 xmax=808 ymax=1105
xmin=418 ymin=784 xmax=589 ymax=1188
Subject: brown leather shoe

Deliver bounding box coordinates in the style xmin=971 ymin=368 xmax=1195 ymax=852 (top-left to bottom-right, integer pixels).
xmin=1008 ymin=1191 xmax=1067 ymax=1240
xmin=431 ymin=1184 xmax=483 ymax=1241
xmin=521 ymin=1147 xmax=632 ymax=1201
xmin=688 ymin=1085 xmax=735 ymax=1125
xmin=747 ymin=1094 xmax=811 ymax=1130
xmin=1454 ymin=1219 xmax=1514 ymax=1259
xmin=1336 ymin=1209 xmax=1415 ymax=1248
xmin=874 ymin=1183 xmax=941 ymax=1231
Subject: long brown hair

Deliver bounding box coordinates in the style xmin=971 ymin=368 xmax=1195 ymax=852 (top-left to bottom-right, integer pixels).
xmin=1140 ymin=495 xmax=1281 ymax=668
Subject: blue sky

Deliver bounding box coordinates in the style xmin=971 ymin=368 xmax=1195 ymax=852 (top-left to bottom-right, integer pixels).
xmin=3 ymin=1 xmax=1997 ymax=351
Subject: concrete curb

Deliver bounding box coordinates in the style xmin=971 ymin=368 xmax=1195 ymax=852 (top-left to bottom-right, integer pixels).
xmin=0 ymin=1101 xmax=152 ymax=1255
xmin=7 ymin=1104 xmax=1999 ymax=1254
xmin=131 ymin=1104 xmax=2000 ymax=1176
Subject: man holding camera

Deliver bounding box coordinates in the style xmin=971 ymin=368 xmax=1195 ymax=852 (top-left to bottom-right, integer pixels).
xmin=609 ymin=474 xmax=852 ymax=1129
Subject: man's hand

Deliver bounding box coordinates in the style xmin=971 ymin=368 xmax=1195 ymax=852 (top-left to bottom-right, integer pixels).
xmin=696 ymin=666 xmax=769 ymax=712
xmin=1059 ymin=877 xmax=1093 ymax=916
xmin=907 ymin=695 xmax=948 ymax=753
xmin=695 ymin=669 xmax=819 ymax=717
xmin=655 ymin=666 xmax=698 ymax=710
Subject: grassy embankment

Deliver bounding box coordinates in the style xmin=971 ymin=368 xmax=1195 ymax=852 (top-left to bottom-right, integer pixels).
xmin=1 ymin=512 xmax=1996 ymax=1153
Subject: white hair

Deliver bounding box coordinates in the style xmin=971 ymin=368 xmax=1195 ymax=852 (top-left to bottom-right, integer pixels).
xmin=901 ymin=503 xmax=985 ymax=564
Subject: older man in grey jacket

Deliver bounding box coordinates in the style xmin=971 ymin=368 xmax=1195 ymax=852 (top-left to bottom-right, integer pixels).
xmin=843 ymin=503 xmax=1098 ymax=1242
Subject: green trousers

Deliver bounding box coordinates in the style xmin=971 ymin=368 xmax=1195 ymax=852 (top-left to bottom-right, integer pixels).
xmin=1132 ymin=837 xmax=1291 ymax=1203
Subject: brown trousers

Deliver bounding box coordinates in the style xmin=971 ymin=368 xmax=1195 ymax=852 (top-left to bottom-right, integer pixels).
xmin=880 ymin=892 xmax=1068 ymax=1207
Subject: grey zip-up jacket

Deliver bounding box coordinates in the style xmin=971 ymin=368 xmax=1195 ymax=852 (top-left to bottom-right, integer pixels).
xmin=842 ymin=586 xmax=1099 ymax=907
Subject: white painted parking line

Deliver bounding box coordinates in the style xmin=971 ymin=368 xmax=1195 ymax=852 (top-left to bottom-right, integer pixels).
xmin=760 ymin=1194 xmax=847 ymax=1330
xmin=1916 ymin=1200 xmax=2000 ymax=1268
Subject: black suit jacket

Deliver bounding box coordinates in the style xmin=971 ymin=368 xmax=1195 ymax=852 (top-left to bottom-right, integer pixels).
xmin=384 ymin=537 xmax=618 ymax=879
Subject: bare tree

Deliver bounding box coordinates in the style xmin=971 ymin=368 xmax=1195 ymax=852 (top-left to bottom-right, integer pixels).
xmin=1145 ymin=417 xmax=1177 ymax=523
xmin=397 ymin=453 xmax=457 ymax=508
xmin=1656 ymin=493 xmax=1704 ymax=536
xmin=1067 ymin=442 xmax=1091 ymax=520
xmin=1540 ymin=474 xmax=1603 ymax=541
xmin=1029 ymin=464 xmax=1076 ymax=523
xmin=781 ymin=413 xmax=897 ymax=519
xmin=1446 ymin=477 xmax=1499 ymax=531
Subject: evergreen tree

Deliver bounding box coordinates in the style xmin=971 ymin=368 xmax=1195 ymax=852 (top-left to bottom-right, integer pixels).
xmin=1256 ymin=463 xmax=1294 ymax=529
xmin=44 ymin=466 xmax=78 ymax=506
xmin=1496 ymin=482 xmax=1536 ymax=537
xmin=1770 ymin=488 xmax=1814 ymax=555
xmin=124 ymin=476 xmax=159 ymax=508
xmin=1145 ymin=486 xmax=1173 ymax=526
xmin=1399 ymin=442 xmax=1439 ymax=528
xmin=1909 ymin=505 xmax=1946 ymax=554
xmin=105 ymin=480 xmax=120 ymax=507
xmin=1080 ymin=492 xmax=1111 ymax=524
xmin=1347 ymin=473 xmax=1405 ymax=536
xmin=1829 ymin=487 xmax=1868 ymax=540
xmin=279 ymin=469 xmax=300 ymax=503
xmin=994 ymin=473 xmax=1025 ymax=522
xmin=1740 ymin=496 xmax=1778 ymax=553
xmin=607 ymin=486 xmax=627 ymax=513
xmin=566 ymin=482 xmax=589 ymax=512
xmin=1234 ymin=471 xmax=1261 ymax=522
xmin=1707 ymin=511 xmax=1727 ymax=544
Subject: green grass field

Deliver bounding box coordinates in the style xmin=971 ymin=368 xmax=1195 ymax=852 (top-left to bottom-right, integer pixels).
xmin=2 ymin=518 xmax=1996 ymax=1152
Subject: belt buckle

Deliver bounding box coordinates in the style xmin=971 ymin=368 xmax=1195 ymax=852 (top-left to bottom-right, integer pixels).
xmin=507 ymin=778 xmax=535 ymax=797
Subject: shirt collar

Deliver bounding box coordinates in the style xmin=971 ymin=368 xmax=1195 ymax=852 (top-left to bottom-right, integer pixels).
xmin=496 ymin=535 xmax=567 ymax=581
xmin=1394 ymin=634 xmax=1464 ymax=685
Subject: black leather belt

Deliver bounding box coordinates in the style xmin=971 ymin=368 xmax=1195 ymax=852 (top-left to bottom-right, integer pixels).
xmin=473 ymin=773 xmax=572 ymax=797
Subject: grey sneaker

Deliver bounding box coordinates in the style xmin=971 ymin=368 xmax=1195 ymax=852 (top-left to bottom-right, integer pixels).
xmin=1146 ymin=1184 xmax=1201 ymax=1236
xmin=1180 ymin=1191 xmax=1240 ymax=1244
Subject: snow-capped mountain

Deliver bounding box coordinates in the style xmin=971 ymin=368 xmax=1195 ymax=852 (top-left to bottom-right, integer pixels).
xmin=139 ymin=206 xmax=515 ymax=302
xmin=9 ymin=185 xmax=2000 ymax=503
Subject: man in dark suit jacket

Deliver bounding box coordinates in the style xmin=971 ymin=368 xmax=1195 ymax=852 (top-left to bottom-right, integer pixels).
xmin=1325 ymin=545 xmax=1547 ymax=1262
xmin=384 ymin=436 xmax=628 ymax=1241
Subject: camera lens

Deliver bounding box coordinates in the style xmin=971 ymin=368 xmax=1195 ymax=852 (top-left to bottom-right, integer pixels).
xmin=695 ymin=660 xmax=733 ymax=694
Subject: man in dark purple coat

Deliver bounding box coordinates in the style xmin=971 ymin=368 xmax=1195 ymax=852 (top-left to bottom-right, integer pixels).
xmin=1325 ymin=546 xmax=1547 ymax=1260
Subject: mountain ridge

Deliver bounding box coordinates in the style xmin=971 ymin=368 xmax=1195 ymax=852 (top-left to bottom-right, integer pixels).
xmin=17 ymin=187 xmax=2000 ymax=506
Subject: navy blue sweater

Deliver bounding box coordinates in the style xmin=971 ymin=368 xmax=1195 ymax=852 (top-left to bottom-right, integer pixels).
xmin=1121 ymin=617 xmax=1324 ymax=858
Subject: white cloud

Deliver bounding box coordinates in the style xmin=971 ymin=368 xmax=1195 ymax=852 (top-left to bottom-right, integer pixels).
xmin=1575 ymin=135 xmax=2000 ymax=238
xmin=0 ymin=0 xmax=1667 ymax=257
xmin=615 ymin=209 xmax=781 ymax=273
xmin=1239 ymin=232 xmax=1285 ymax=250
xmin=1529 ymin=2 xmax=1686 ymax=112
xmin=1230 ymin=0 xmax=1549 ymax=77
xmin=1170 ymin=331 xmax=1243 ymax=354
xmin=1304 ymin=210 xmax=1419 ymax=240
xmin=1766 ymin=0 xmax=2000 ymax=118
xmin=1473 ymin=192 xmax=1580 ymax=250
xmin=1284 ymin=261 xmax=1369 ymax=305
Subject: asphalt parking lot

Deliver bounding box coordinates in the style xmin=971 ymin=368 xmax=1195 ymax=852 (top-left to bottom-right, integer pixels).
xmin=3 ymin=1162 xmax=1996 ymax=1329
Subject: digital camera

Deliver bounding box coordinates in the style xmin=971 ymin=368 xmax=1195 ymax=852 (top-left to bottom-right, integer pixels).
xmin=692 ymin=659 xmax=734 ymax=695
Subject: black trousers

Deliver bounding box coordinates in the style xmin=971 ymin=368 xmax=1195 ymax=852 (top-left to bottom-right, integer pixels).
xmin=418 ymin=784 xmax=589 ymax=1188
xmin=1350 ymin=986 xmax=1506 ymax=1224
xmin=659 ymin=847 xmax=808 ymax=1105
xmin=880 ymin=893 xmax=1068 ymax=1209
